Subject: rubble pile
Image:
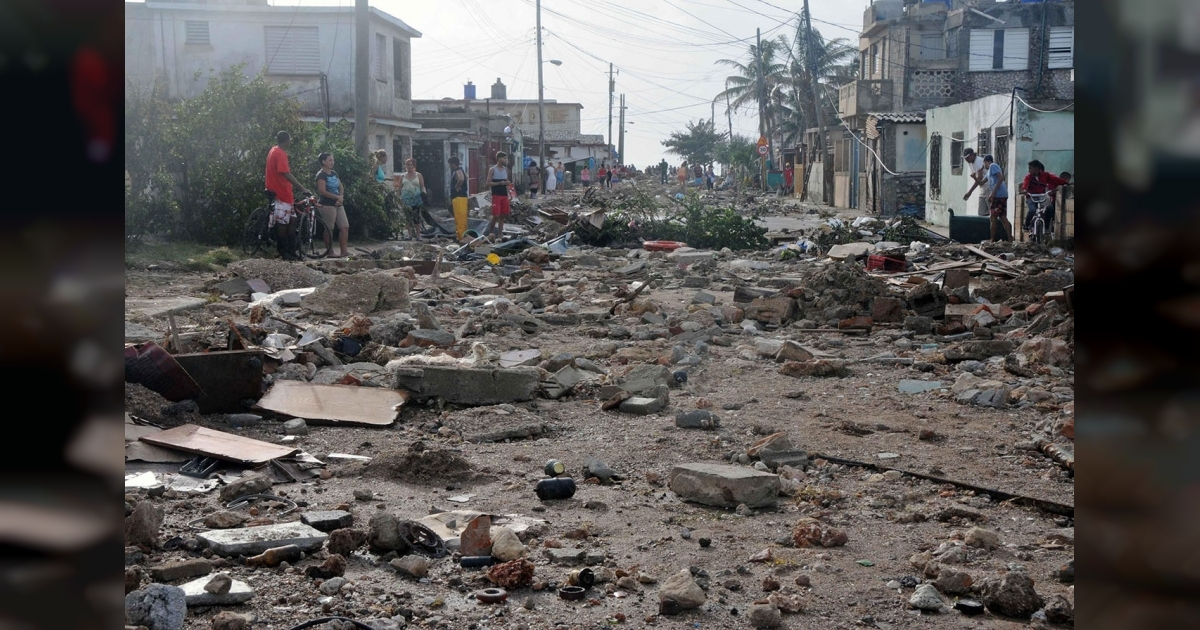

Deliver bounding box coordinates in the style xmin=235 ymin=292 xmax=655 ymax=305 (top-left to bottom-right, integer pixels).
xmin=123 ymin=197 xmax=1074 ymax=629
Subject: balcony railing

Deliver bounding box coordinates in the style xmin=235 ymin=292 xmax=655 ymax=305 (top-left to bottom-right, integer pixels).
xmin=838 ymin=80 xmax=893 ymax=119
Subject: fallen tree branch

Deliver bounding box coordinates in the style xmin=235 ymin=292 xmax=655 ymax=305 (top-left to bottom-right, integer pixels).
xmin=1032 ymin=433 xmax=1075 ymax=473
xmin=810 ymin=452 xmax=1074 ymax=517
xmin=609 ymin=280 xmax=649 ymax=315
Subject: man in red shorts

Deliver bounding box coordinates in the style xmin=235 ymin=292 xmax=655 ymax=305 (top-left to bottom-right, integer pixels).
xmin=485 ymin=151 xmax=512 ymax=240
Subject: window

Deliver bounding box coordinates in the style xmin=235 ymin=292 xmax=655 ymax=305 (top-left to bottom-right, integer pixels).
xmin=1048 ymin=27 xmax=1073 ymax=69
xmin=393 ymin=38 xmax=410 ymax=100
xmin=977 ymin=128 xmax=989 ymax=158
xmin=950 ymin=132 xmax=964 ymax=175
xmin=994 ymin=127 xmax=1009 ymax=182
xmin=265 ymin=26 xmax=320 ymax=75
xmin=870 ymin=43 xmax=879 ymax=77
xmin=548 ymin=109 xmax=567 ymax=124
xmin=920 ymin=33 xmax=944 ymax=60
xmin=374 ymin=33 xmax=387 ymax=80
xmin=946 ymin=28 xmax=959 ymax=60
xmin=968 ymin=28 xmax=1028 ymax=71
xmin=185 ymin=21 xmax=210 ymax=46
xmin=929 ymin=134 xmax=942 ymax=200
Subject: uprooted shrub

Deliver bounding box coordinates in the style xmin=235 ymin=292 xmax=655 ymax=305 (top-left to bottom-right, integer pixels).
xmin=578 ymin=189 xmax=768 ymax=251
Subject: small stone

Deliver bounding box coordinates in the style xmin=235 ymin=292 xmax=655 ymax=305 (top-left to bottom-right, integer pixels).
xmin=327 ymin=528 xmax=367 ymax=556
xmin=699 ymin=538 xmax=712 ymax=548
xmin=390 ymin=556 xmax=429 ymax=579
xmin=211 ymin=611 xmax=251 ymax=630
xmin=282 ymin=418 xmax=308 ymax=435
xmin=954 ymin=599 xmax=985 ymax=615
xmin=935 ymin=569 xmax=973 ymax=595
xmin=747 ymin=603 xmax=782 ymax=628
xmin=203 ymin=511 xmax=248 ymax=529
xmin=908 ymin=583 xmax=946 ymax=611
xmin=125 ymin=501 xmax=165 ymax=549
xmin=658 ymin=569 xmax=706 ymax=614
xmin=204 ymin=573 xmax=233 ymax=594
xmin=794 ymin=575 xmax=811 ymax=588
xmin=319 ymin=576 xmax=346 ymax=595
xmin=761 ymin=576 xmax=780 ymax=592
xmin=125 ymin=584 xmax=186 ymax=630
xmin=490 ymin=526 xmax=526 ymax=562
xmin=736 ymin=503 xmax=754 ymax=516
xmin=964 ymin=527 xmax=1000 ymax=549
xmin=981 ymin=571 xmax=1044 ymax=618
xmin=353 ymin=489 xmax=374 ymax=501
xmin=616 ymin=576 xmax=640 ymax=591
xmin=1043 ymin=594 xmax=1074 ymax=624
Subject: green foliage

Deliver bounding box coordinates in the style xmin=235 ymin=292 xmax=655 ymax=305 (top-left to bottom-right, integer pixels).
xmin=580 ymin=188 xmax=768 ymax=251
xmin=661 ymin=119 xmax=724 ymax=166
xmin=715 ymin=134 xmax=758 ymax=175
xmin=125 ymin=65 xmax=401 ymax=245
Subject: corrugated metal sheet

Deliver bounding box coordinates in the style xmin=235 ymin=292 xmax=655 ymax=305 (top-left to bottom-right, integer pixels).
xmin=867 ymin=112 xmax=926 ymax=125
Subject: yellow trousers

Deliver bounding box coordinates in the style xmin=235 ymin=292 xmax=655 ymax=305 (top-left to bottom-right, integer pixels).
xmin=452 ymin=197 xmax=468 ymax=240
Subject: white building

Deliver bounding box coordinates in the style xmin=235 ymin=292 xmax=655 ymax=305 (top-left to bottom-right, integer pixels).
xmin=125 ymin=0 xmax=422 ymax=166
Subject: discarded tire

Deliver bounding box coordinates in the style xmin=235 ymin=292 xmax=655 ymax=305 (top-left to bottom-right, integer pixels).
xmin=475 ymin=588 xmax=508 ymax=604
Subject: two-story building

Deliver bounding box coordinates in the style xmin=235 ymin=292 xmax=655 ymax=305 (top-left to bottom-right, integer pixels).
xmin=125 ymin=0 xmax=422 ymax=172
xmin=834 ymin=0 xmax=1073 ymax=226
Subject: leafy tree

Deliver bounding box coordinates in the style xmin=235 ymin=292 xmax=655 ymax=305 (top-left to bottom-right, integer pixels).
xmin=307 ymin=121 xmax=396 ymax=241
xmin=714 ymin=134 xmax=758 ymax=180
xmin=661 ymin=119 xmax=724 ymax=166
xmin=125 ymin=78 xmax=179 ymax=242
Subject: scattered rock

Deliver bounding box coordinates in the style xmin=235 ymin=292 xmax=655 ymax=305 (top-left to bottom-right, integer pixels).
xmin=768 ymin=591 xmax=805 ymax=614
xmin=125 ymin=584 xmax=186 ymax=630
xmin=319 ymin=576 xmax=347 ymax=595
xmin=487 ymin=559 xmax=535 ymax=589
xmin=658 ymin=569 xmax=706 ymax=614
xmin=327 ymin=528 xmax=367 ymax=556
xmin=219 ymin=475 xmax=273 ymax=503
xmin=791 ymin=518 xmax=848 ymax=548
xmin=935 ymin=569 xmax=973 ymax=595
xmin=211 ymin=612 xmax=251 ymax=630
xmin=390 ymin=556 xmax=429 ymax=579
xmin=203 ymin=511 xmax=248 ymax=529
xmin=282 ymin=418 xmax=308 ymax=435
xmin=982 ymin=571 xmax=1045 ymax=618
xmin=778 ymin=359 xmax=849 ymax=378
xmin=204 ymin=573 xmax=233 ymax=594
xmin=125 ymin=501 xmax=165 ymax=548
xmin=669 ymin=463 xmax=780 ymax=509
xmin=908 ymin=583 xmax=946 ymax=611
xmin=1042 ymin=594 xmax=1074 ymax=624
xmin=675 ymin=410 xmax=721 ymax=429
xmin=490 ymin=527 xmax=526 ymax=562
xmin=964 ymin=527 xmax=1001 ymax=549
xmin=748 ymin=602 xmax=783 ymax=628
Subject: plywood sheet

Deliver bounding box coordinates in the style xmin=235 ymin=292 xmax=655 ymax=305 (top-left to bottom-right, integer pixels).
xmin=255 ymin=380 xmax=407 ymax=426
xmin=140 ymin=424 xmax=298 ymax=464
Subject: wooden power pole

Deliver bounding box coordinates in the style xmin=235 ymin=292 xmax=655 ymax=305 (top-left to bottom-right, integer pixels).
xmin=804 ymin=0 xmax=830 ymax=205
xmin=354 ymin=0 xmax=369 ymax=157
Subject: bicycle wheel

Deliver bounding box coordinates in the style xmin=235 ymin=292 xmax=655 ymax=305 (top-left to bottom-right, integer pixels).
xmin=302 ymin=213 xmax=321 ymax=259
xmin=1032 ymin=218 xmax=1045 ymax=245
xmin=242 ymin=206 xmax=270 ymax=256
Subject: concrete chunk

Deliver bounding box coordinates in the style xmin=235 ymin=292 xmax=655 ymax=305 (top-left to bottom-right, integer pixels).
xmin=668 ymin=463 xmax=780 ymax=509
xmin=300 ymin=511 xmax=354 ymax=532
xmin=619 ymin=385 xmax=669 ymax=415
xmin=544 ymin=548 xmax=587 ymax=565
xmin=149 ymin=560 xmax=212 ymax=583
xmin=179 ymin=576 xmax=254 ymax=606
xmin=197 ymin=522 xmax=327 ymax=557
xmin=614 ymin=364 xmax=669 ymax=395
xmin=393 ymin=365 xmax=540 ymax=405
xmin=826 ymin=243 xmax=872 ymax=260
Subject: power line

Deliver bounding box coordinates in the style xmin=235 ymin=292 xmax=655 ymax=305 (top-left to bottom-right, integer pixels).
xmin=1015 ymin=93 xmax=1074 ymax=113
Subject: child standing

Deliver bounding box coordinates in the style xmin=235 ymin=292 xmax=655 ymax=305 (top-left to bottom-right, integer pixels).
xmin=486 ymin=152 xmax=512 ymax=239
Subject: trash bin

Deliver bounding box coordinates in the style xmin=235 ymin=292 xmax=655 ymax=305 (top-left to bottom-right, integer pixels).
xmin=948 ymin=209 xmax=990 ymax=244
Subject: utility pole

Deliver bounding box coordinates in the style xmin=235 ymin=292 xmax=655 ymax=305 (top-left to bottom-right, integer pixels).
xmin=755 ymin=28 xmax=767 ymax=192
xmin=354 ymin=0 xmax=369 ymax=157
xmin=804 ymin=0 xmax=830 ymax=205
xmin=607 ymin=63 xmax=615 ymax=164
xmin=536 ymin=0 xmax=547 ymax=185
xmin=726 ymin=92 xmax=735 ymax=189
xmin=618 ymin=93 xmax=626 ymax=167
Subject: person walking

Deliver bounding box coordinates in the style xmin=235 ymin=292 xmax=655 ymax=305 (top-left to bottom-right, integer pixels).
xmin=314 ymin=152 xmax=350 ymax=258
xmin=596 ymin=163 xmax=607 ymax=190
xmin=555 ymin=162 xmax=565 ymax=190
xmin=581 ymin=165 xmax=591 ymax=188
xmin=448 ymin=155 xmax=469 ymax=241
xmin=398 ymin=158 xmax=427 ymax=240
xmin=486 ymin=152 xmax=512 ymax=239
xmin=677 ymin=161 xmax=688 ymax=191
xmin=704 ymin=164 xmax=715 ymax=191
xmin=526 ymin=161 xmax=540 ymax=199
xmin=264 ymin=131 xmax=312 ymax=260
xmin=605 ymin=163 xmax=614 ymax=189
xmin=984 ymin=154 xmax=1013 ymax=242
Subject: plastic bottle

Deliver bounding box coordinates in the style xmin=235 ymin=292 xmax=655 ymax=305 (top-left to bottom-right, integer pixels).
xmin=245 ymin=544 xmax=302 ymax=567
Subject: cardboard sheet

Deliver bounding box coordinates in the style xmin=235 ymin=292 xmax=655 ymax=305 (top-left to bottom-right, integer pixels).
xmin=140 ymin=424 xmax=298 ymax=464
xmin=255 ymin=380 xmax=407 ymax=426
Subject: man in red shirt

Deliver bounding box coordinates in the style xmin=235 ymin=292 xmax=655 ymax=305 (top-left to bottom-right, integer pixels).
xmin=265 ymin=131 xmax=312 ymax=260
xmin=1019 ymin=159 xmax=1069 ymax=235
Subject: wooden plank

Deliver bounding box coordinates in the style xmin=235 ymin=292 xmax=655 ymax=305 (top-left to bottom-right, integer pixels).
xmin=872 ymin=260 xmax=979 ymax=278
xmin=254 ymin=380 xmax=407 ymax=427
xmin=141 ymin=424 xmax=298 ymax=465
xmin=965 ymin=245 xmax=1022 ymax=272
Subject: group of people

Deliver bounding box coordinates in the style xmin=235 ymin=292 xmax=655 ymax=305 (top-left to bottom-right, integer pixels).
xmin=527 ymin=161 xmax=568 ymax=198
xmin=670 ymin=160 xmax=716 ymax=191
xmin=962 ymin=147 xmax=1072 ymax=243
xmin=264 ymin=130 xmax=482 ymax=260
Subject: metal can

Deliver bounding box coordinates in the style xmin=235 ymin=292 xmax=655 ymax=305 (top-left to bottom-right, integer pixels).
xmin=567 ymin=568 xmax=595 ymax=588
xmin=544 ymin=460 xmax=566 ymax=477
xmin=460 ymin=556 xmax=495 ymax=568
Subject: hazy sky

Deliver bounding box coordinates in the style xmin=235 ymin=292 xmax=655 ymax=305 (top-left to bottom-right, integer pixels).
xmin=291 ymin=0 xmax=871 ymax=167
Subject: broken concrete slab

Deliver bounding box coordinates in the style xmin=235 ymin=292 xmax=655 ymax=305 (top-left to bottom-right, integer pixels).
xmin=149 ymin=560 xmax=212 ymax=583
xmin=300 ymin=511 xmax=354 ymax=532
xmin=300 ymin=272 xmax=410 ymax=316
xmin=197 ymin=522 xmax=328 ymax=557
xmin=544 ymin=548 xmax=587 ymax=565
xmin=691 ymin=291 xmax=716 ymax=305
xmin=871 ymin=297 xmax=905 ymax=323
xmin=499 ymin=349 xmax=542 ymax=368
xmin=667 ymin=250 xmax=715 ymax=264
xmin=393 ymin=365 xmax=540 ymax=405
xmin=898 ymin=380 xmax=944 ymax=394
xmin=179 ymin=575 xmax=254 ymax=606
xmin=775 ymin=341 xmax=815 ymax=363
xmin=826 ymin=243 xmax=873 ymax=261
xmin=668 ymin=463 xmax=780 ymax=509
xmin=402 ymin=329 xmax=456 ymax=348
xmin=733 ymin=286 xmax=779 ymax=303
xmin=619 ymin=384 xmax=669 ymax=415
xmin=614 ymin=261 xmax=646 ymax=275
xmin=125 ymin=321 xmax=157 ymax=343
xmin=614 ymin=364 xmax=670 ymax=395
xmin=543 ymin=365 xmax=590 ymax=399
xmin=744 ymin=297 xmax=796 ymax=325
xmin=126 ymin=297 xmax=209 ymax=320
xmin=675 ymin=410 xmax=721 ymax=429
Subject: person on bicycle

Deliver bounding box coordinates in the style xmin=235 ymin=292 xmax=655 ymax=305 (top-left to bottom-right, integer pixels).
xmin=315 ymin=152 xmax=349 ymax=258
xmin=1019 ymin=160 xmax=1070 ymax=235
xmin=265 ymin=131 xmax=312 ymax=261
xmin=983 ymin=155 xmax=1012 ymax=242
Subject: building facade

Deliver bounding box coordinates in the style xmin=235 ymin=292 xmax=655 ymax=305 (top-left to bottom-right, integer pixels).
xmin=125 ymin=0 xmax=422 ymax=171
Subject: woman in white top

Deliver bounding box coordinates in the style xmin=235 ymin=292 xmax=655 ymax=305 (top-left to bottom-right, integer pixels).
xmin=544 ymin=163 xmax=557 ymax=194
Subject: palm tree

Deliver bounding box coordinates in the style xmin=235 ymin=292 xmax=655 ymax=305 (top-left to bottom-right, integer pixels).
xmin=715 ymin=38 xmax=787 ymax=143
xmin=777 ymin=24 xmax=857 ymax=139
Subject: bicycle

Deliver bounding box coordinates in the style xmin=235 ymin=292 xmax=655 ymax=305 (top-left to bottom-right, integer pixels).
xmin=1024 ymin=192 xmax=1051 ymax=244
xmin=241 ymin=190 xmax=321 ymax=259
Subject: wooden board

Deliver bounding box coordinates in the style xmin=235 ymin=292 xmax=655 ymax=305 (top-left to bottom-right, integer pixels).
xmin=140 ymin=424 xmax=298 ymax=465
xmin=254 ymin=380 xmax=407 ymax=426
xmin=965 ymin=245 xmax=1022 ymax=272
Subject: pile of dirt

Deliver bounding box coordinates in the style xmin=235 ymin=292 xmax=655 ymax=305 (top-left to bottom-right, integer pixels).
xmin=124 ymin=382 xmax=203 ymax=427
xmin=797 ymin=259 xmax=891 ymax=319
xmin=227 ymin=259 xmax=328 ymax=291
xmin=363 ymin=443 xmax=480 ymax=484
xmin=974 ymin=270 xmax=1074 ymax=304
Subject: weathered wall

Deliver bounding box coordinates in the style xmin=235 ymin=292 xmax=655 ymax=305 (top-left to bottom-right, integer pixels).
xmin=924 ymin=94 xmax=1011 ymax=227
xmin=894 ymin=123 xmax=928 ymax=173
xmin=881 ymin=173 xmax=926 ymax=218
